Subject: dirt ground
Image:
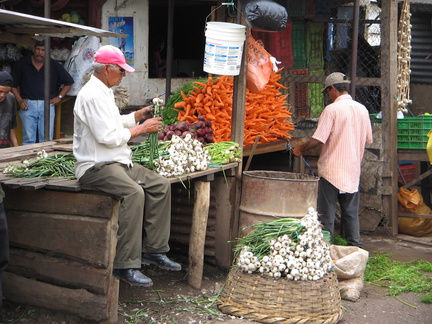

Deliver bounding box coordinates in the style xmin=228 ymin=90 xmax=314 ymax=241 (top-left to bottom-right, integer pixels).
xmin=3 ymin=233 xmax=432 ymax=324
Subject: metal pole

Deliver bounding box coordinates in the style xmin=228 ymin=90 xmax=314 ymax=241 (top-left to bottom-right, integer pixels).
xmin=350 ymin=0 xmax=360 ymax=97
xmin=165 ymin=0 xmax=174 ymax=104
xmin=44 ymin=0 xmax=51 ymax=142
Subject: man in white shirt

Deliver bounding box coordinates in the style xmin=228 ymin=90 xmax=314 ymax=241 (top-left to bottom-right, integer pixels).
xmin=73 ymin=45 xmax=181 ymax=287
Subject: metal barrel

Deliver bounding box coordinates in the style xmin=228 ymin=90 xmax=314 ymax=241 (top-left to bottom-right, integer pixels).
xmin=239 ymin=171 xmax=319 ymax=236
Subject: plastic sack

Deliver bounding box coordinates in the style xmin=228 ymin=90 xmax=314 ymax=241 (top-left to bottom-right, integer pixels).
xmin=338 ymin=275 xmax=364 ymax=302
xmin=427 ymin=130 xmax=432 ymax=164
xmin=398 ymin=187 xmax=432 ymax=236
xmin=330 ymin=245 xmax=369 ymax=302
xmin=241 ymin=0 xmax=288 ymax=32
xmin=330 ymin=245 xmax=369 ymax=279
xmin=246 ymin=34 xmax=274 ymax=93
xmin=64 ymin=36 xmax=101 ymax=96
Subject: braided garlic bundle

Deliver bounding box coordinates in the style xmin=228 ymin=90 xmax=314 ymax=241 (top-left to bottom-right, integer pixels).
xmin=396 ymin=0 xmax=412 ymax=113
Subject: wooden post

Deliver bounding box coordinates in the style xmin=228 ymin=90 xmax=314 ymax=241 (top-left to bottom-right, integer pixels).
xmin=188 ymin=181 xmax=211 ymax=289
xmin=381 ymin=0 xmax=399 ymax=236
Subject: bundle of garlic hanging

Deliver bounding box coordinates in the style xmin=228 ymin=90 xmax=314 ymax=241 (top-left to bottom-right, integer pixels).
xmin=396 ymin=0 xmax=412 ymax=113
xmin=236 ymin=207 xmax=332 ymax=281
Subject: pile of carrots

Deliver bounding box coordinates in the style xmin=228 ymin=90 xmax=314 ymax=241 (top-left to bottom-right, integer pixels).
xmin=174 ymin=71 xmax=294 ymax=146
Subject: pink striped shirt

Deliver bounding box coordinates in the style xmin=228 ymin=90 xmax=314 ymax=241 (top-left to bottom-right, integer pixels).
xmin=312 ymin=94 xmax=373 ymax=193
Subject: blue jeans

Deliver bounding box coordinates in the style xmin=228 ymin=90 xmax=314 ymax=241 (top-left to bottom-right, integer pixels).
xmin=19 ymin=100 xmax=54 ymax=145
xmin=317 ymin=177 xmax=362 ymax=247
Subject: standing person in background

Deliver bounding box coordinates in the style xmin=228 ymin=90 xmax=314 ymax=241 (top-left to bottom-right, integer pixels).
xmin=149 ymin=36 xmax=166 ymax=78
xmin=293 ymin=72 xmax=373 ymax=247
xmin=0 ymin=184 xmax=8 ymax=324
xmin=11 ymin=40 xmax=74 ymax=145
xmin=73 ymin=45 xmax=180 ymax=287
xmin=0 ymin=71 xmax=18 ymax=148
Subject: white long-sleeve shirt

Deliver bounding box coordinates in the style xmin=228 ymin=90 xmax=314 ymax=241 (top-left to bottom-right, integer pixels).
xmin=73 ymin=75 xmax=137 ymax=179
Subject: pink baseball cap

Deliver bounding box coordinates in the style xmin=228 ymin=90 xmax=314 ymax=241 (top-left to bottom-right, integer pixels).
xmin=94 ymin=45 xmax=135 ymax=73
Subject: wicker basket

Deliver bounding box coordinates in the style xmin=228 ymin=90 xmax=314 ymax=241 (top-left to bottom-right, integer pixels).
xmin=218 ymin=268 xmax=343 ymax=324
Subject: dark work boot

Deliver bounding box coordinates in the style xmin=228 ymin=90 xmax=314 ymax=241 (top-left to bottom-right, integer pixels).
xmin=141 ymin=253 xmax=182 ymax=271
xmin=113 ymin=268 xmax=153 ymax=287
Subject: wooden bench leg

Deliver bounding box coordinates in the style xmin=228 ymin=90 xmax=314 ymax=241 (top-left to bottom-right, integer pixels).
xmin=188 ymin=181 xmax=210 ymax=289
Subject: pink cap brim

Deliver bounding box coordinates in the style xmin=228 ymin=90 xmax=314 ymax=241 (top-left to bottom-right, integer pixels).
xmin=119 ymin=63 xmax=135 ymax=73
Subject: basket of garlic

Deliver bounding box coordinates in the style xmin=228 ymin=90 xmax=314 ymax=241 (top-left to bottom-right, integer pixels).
xmin=217 ymin=207 xmax=343 ymax=324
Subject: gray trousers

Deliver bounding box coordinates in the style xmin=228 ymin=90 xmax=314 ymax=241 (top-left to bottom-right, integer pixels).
xmin=317 ymin=177 xmax=362 ymax=247
xmin=79 ymin=162 xmax=171 ymax=269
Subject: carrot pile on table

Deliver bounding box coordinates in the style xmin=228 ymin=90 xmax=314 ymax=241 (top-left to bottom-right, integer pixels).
xmin=172 ymin=71 xmax=294 ymax=146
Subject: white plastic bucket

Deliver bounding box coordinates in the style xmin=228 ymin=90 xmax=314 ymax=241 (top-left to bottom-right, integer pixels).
xmin=203 ymin=22 xmax=246 ymax=76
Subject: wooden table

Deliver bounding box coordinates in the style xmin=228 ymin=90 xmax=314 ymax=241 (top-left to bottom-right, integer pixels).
xmin=0 ymin=140 xmax=238 ymax=323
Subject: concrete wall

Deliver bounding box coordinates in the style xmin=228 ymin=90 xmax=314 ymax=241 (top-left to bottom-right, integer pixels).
xmin=101 ymin=0 xmax=191 ymax=105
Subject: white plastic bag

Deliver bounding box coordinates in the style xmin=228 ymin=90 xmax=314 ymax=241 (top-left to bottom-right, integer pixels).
xmin=64 ymin=36 xmax=101 ymax=96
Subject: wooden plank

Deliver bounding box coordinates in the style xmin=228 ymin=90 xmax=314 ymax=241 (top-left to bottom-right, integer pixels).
xmin=3 ymin=272 xmax=116 ymax=323
xmin=242 ymin=140 xmax=288 ymax=156
xmin=0 ymin=142 xmax=57 ymax=163
xmin=381 ymin=0 xmax=399 ymax=236
xmin=188 ymin=181 xmax=211 ymax=289
xmin=7 ymin=211 xmax=112 ymax=267
xmin=167 ymin=163 xmax=238 ymax=184
xmin=44 ymin=178 xmax=83 ymax=191
xmin=399 ymin=212 xmax=432 ymax=219
xmin=214 ymin=176 xmax=237 ymax=269
xmin=403 ymin=168 xmax=432 ymax=189
xmin=398 ymin=149 xmax=429 ymax=162
xmin=52 ymin=144 xmax=73 ymax=152
xmin=1 ymin=177 xmax=48 ymax=190
xmin=4 ymin=187 xmax=116 ymax=218
xmin=8 ymin=248 xmax=110 ymax=295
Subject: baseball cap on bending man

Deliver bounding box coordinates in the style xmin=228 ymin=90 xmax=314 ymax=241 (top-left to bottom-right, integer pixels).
xmin=94 ymin=45 xmax=135 ymax=73
xmin=0 ymin=71 xmax=13 ymax=87
xmin=322 ymin=72 xmax=350 ymax=93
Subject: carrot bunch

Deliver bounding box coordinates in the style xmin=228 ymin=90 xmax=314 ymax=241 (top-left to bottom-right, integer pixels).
xmin=175 ymin=71 xmax=294 ymax=146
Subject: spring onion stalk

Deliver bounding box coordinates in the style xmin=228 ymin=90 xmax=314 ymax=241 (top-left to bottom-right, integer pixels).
xmin=204 ymin=141 xmax=242 ymax=165
xmin=2 ymin=150 xmax=76 ymax=179
xmin=149 ymin=97 xmax=164 ymax=163
xmin=235 ymin=207 xmax=333 ymax=281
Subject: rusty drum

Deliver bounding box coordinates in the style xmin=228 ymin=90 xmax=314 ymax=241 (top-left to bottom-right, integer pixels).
xmin=239 ymin=171 xmax=319 ymax=236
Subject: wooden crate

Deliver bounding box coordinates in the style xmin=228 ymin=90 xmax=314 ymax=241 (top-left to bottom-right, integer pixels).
xmin=3 ymin=187 xmax=120 ymax=323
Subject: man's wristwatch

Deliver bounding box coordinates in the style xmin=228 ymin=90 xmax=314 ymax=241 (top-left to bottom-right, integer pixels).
xmin=58 ymin=95 xmax=63 ymax=99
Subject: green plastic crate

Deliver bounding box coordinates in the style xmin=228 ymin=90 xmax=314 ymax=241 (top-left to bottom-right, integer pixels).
xmin=397 ymin=116 xmax=432 ymax=149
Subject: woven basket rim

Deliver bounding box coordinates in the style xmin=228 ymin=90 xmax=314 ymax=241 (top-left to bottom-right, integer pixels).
xmin=218 ymin=268 xmax=343 ymax=324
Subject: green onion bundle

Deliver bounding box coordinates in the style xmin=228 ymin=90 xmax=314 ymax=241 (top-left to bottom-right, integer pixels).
xmin=2 ymin=152 xmax=76 ymax=179
xmin=204 ymin=141 xmax=242 ymax=165
xmin=234 ymin=217 xmax=304 ymax=260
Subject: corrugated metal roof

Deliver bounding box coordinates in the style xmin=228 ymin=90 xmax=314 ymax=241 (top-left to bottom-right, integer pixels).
xmin=0 ymin=9 xmax=123 ymax=43
xmin=410 ymin=13 xmax=432 ymax=85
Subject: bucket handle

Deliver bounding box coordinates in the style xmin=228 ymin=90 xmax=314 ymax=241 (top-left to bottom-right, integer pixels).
xmin=205 ymin=1 xmax=240 ymax=24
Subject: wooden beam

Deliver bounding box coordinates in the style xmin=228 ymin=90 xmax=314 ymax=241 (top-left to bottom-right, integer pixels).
xmin=188 ymin=181 xmax=211 ymax=289
xmin=381 ymin=0 xmax=399 ymax=236
xmin=0 ymin=31 xmax=35 ymax=47
xmin=6 ymin=27 xmax=75 ymax=34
